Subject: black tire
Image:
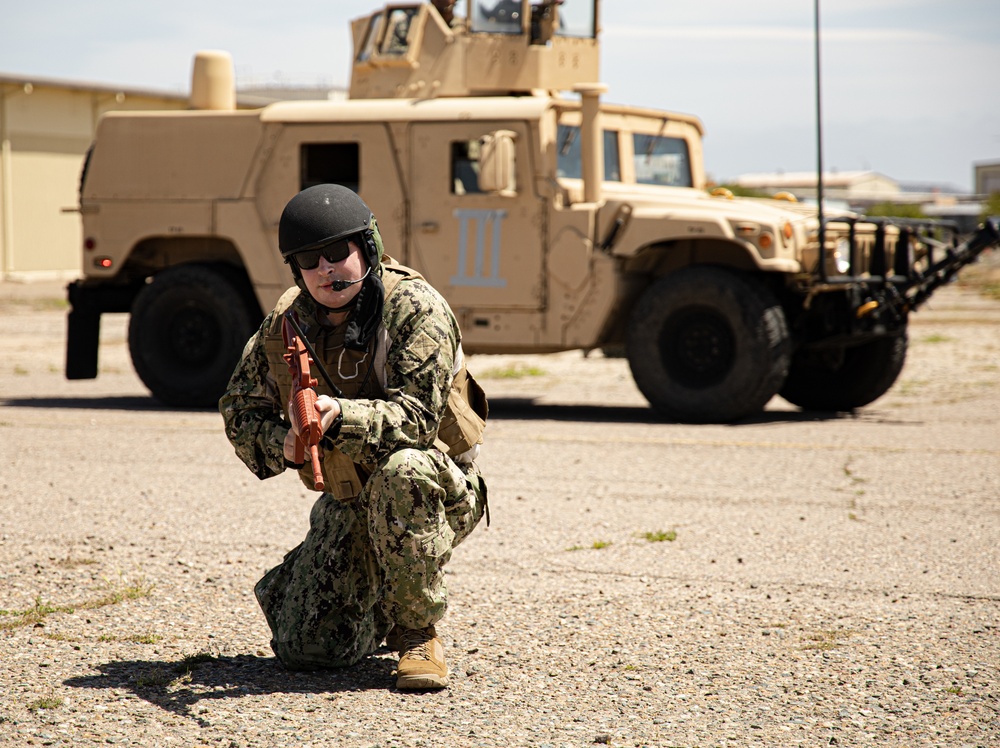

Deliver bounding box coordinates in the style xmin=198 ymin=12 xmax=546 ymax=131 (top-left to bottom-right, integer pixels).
xmin=128 ymin=264 xmax=259 ymax=407
xmin=779 ymin=334 xmax=907 ymax=412
xmin=626 ymin=266 xmax=791 ymax=422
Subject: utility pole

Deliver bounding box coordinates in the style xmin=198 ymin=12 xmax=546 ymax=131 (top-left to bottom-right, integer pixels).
xmin=814 ymin=0 xmax=826 ymax=263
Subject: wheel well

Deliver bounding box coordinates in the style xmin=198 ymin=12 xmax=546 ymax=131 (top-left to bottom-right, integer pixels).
xmin=621 ymin=238 xmax=760 ymax=278
xmin=117 ymin=237 xmax=263 ymax=319
xmin=603 ymin=242 xmax=777 ymax=347
xmin=124 ymin=236 xmax=244 ymax=277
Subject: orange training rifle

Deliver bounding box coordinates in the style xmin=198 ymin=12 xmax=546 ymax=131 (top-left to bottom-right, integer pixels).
xmin=282 ymin=313 xmax=326 ymax=491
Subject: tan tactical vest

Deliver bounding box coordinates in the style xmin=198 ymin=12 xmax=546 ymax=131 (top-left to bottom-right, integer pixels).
xmin=263 ymin=259 xmax=488 ymax=499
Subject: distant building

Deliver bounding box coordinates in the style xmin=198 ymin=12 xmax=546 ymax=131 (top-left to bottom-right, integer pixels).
xmin=974 ymin=160 xmax=1000 ymax=196
xmin=734 ymin=170 xmax=901 ymax=205
xmin=734 ymin=169 xmax=988 ymax=228
xmin=0 ymin=72 xmax=344 ymax=281
xmin=0 ymin=75 xmax=194 ymax=281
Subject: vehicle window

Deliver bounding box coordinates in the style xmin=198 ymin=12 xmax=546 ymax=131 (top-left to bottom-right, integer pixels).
xmin=633 ymin=134 xmax=692 ymax=187
xmin=357 ymin=14 xmax=384 ymax=63
xmin=301 ymin=143 xmax=360 ymax=193
xmin=380 ymin=8 xmax=419 ymax=57
xmin=604 ymin=130 xmax=621 ymax=182
xmin=556 ymin=125 xmax=620 ymax=182
xmin=471 ymin=0 xmax=523 ymax=34
xmin=452 ymin=140 xmax=483 ymax=195
xmin=554 ymin=0 xmax=596 ymax=38
xmin=472 ymin=1 xmax=596 ymax=38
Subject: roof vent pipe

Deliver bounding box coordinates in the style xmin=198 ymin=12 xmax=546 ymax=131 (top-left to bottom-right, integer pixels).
xmin=190 ymin=50 xmax=235 ymax=110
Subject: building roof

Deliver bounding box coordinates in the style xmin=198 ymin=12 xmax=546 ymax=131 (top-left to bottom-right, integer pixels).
xmin=0 ymin=72 xmax=189 ymax=102
xmin=736 ymin=170 xmax=897 ymax=189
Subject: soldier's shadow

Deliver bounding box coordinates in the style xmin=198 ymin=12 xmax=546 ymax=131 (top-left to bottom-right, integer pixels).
xmin=63 ymin=650 xmax=400 ymax=724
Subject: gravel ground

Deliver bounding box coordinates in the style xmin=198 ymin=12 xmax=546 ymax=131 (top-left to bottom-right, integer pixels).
xmin=0 ymin=262 xmax=998 ymax=747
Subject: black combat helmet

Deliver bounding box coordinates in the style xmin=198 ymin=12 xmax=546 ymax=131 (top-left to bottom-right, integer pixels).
xmin=278 ymin=184 xmax=380 ymax=271
xmin=277 ymin=184 xmax=386 ymax=351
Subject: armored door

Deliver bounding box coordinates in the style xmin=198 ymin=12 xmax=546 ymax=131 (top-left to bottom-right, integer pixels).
xmin=409 ymin=121 xmax=545 ymax=314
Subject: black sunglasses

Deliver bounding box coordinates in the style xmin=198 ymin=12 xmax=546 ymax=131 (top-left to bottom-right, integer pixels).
xmin=290 ymin=237 xmax=354 ymax=271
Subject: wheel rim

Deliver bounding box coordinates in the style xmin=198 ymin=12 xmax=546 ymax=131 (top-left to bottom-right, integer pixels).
xmin=165 ymin=304 xmax=221 ymax=368
xmin=660 ymin=307 xmax=735 ymax=388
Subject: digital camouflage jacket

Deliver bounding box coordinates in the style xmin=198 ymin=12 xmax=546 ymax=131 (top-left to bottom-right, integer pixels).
xmin=219 ymin=260 xmax=485 ymax=499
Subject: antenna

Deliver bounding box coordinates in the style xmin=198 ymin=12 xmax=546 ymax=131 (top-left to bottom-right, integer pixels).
xmin=814 ymin=0 xmax=826 ymax=276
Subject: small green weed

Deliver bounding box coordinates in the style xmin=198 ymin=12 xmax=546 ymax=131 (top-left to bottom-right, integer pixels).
xmin=27 ymin=696 xmax=63 ymax=712
xmin=566 ymin=540 xmax=613 ymax=551
xmin=42 ymin=632 xmax=79 ymax=642
xmin=800 ymin=629 xmax=853 ymax=651
xmin=640 ymin=530 xmax=677 ymax=543
xmin=894 ymin=379 xmax=928 ymax=396
xmin=98 ymin=632 xmax=162 ymax=644
xmin=173 ymin=651 xmax=218 ymax=674
xmin=842 ymin=459 xmax=865 ymax=484
xmin=85 ymin=577 xmax=155 ymax=609
xmin=134 ymin=668 xmax=174 ymax=688
xmin=31 ymin=297 xmax=69 ymax=312
xmin=478 ymin=362 xmax=546 ymax=379
xmin=0 ymin=575 xmax=153 ymax=631
xmin=920 ymin=334 xmax=951 ymax=344
xmin=0 ymin=596 xmax=61 ymax=629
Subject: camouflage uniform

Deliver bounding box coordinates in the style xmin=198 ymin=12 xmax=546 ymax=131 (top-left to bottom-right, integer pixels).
xmin=219 ymin=271 xmax=486 ymax=670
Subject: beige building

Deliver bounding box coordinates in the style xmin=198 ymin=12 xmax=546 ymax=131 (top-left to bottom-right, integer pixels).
xmin=734 ymin=170 xmax=901 ymax=204
xmin=0 ymin=75 xmax=194 ymax=281
xmin=0 ymin=72 xmax=337 ymax=282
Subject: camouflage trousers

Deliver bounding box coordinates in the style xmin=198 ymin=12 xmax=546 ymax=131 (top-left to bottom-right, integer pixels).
xmin=254 ymin=447 xmax=486 ymax=670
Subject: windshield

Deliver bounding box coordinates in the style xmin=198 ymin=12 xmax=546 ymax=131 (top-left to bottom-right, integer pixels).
xmin=356 ymin=7 xmax=419 ymax=61
xmin=555 ymin=0 xmax=596 ymax=38
xmin=471 ymin=0 xmax=596 ymax=38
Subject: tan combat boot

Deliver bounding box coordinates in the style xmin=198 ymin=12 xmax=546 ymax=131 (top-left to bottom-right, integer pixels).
xmin=395 ymin=626 xmax=448 ymax=690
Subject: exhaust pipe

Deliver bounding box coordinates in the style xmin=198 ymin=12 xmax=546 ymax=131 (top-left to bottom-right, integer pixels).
xmin=574 ymin=83 xmax=607 ymax=204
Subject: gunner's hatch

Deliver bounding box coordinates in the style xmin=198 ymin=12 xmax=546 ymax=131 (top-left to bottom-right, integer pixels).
xmin=349 ymin=0 xmax=600 ymax=99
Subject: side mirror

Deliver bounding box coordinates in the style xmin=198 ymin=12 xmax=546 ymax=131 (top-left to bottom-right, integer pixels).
xmin=478 ymin=130 xmax=517 ymax=197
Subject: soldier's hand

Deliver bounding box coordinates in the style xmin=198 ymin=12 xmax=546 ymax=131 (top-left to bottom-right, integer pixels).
xmin=315 ymin=395 xmax=342 ymax=435
xmin=282 ymin=427 xmax=300 ymax=463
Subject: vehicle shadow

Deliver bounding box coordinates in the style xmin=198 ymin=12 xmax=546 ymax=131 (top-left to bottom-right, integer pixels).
xmin=1 ymin=395 xmax=212 ymax=413
xmin=5 ymin=394 xmax=905 ymax=427
xmin=63 ymin=650 xmax=402 ymax=724
xmin=486 ymin=397 xmax=857 ymax=425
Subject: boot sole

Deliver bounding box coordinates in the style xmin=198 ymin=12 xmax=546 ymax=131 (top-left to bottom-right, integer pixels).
xmin=396 ymin=671 xmax=449 ymax=690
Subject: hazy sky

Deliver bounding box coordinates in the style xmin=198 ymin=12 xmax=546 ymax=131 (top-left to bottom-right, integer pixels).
xmin=3 ymin=0 xmax=998 ymax=191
